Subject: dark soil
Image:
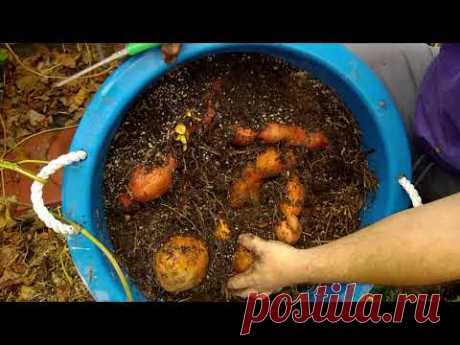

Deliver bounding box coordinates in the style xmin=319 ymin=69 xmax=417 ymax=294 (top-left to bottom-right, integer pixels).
xmin=103 ymin=53 xmax=378 ymax=301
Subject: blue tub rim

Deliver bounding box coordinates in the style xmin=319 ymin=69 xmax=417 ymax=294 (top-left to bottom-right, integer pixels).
xmin=62 ymin=43 xmax=412 ymax=302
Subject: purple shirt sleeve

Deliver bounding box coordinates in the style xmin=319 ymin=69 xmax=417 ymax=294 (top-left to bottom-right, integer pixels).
xmin=414 ymin=43 xmax=460 ymax=174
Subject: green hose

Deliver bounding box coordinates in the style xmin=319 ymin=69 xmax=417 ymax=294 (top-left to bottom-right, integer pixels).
xmin=126 ymin=43 xmax=160 ymax=56
xmin=0 ymin=49 xmax=8 ymax=64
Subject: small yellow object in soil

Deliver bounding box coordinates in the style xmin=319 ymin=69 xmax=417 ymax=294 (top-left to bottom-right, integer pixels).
xmin=175 ymin=123 xmax=187 ymax=135
xmin=176 ymin=134 xmax=187 ymax=145
xmin=213 ymin=218 xmax=231 ymax=241
xmin=184 ymin=110 xmax=201 ymax=121
xmin=176 ymin=134 xmax=188 ymax=151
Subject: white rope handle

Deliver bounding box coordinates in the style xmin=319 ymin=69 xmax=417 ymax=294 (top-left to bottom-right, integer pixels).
xmin=398 ymin=176 xmax=422 ymax=208
xmin=30 ymin=150 xmax=87 ymax=235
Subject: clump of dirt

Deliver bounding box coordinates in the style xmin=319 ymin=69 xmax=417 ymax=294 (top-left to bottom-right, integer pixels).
xmin=103 ymin=53 xmax=378 ymax=301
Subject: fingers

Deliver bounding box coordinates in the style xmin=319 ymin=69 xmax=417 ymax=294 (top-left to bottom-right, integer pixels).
xmin=227 ymin=234 xmax=270 ymax=293
xmin=227 ymin=270 xmax=256 ymax=290
xmin=238 ymin=233 xmax=267 ymax=256
xmin=232 ymin=288 xmax=273 ymax=299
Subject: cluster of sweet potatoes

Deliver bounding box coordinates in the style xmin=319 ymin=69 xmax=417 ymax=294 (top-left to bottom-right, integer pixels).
xmin=229 ymin=123 xmax=328 ymax=244
xmin=116 ymin=115 xmax=328 ymax=292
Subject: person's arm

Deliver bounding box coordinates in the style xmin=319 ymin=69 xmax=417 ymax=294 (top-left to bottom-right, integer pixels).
xmin=227 ymin=192 xmax=460 ymax=297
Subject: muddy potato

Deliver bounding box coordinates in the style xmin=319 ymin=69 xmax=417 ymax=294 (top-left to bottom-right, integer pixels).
xmin=233 ymin=245 xmax=255 ymax=273
xmin=202 ymin=79 xmax=223 ymax=126
xmin=154 ymin=235 xmax=209 ymax=293
xmin=275 ymin=215 xmax=302 ymax=245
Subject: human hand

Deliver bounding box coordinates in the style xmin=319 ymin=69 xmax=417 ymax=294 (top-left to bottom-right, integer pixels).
xmin=227 ymin=233 xmax=307 ymax=298
xmin=160 ymin=43 xmax=181 ymax=64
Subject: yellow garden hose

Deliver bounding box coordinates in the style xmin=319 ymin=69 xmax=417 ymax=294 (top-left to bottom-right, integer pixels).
xmin=0 ymin=152 xmax=133 ymax=301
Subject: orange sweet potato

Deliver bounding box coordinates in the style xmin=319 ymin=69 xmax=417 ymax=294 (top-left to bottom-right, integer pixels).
xmin=229 ymin=148 xmax=297 ymax=209
xmin=304 ymin=131 xmax=329 ymax=150
xmin=233 ymin=245 xmax=255 ymax=273
xmin=275 ymin=175 xmax=305 ymax=245
xmin=258 ymin=122 xmax=329 ymax=149
xmin=117 ymin=192 xmax=134 ymax=212
xmin=274 ymin=214 xmax=302 ymax=245
xmin=231 ymin=126 xmax=258 ymax=146
xmin=279 ymin=175 xmax=304 ymax=217
xmin=128 ymin=155 xmax=177 ymax=203
xmin=255 ymin=147 xmax=297 ymax=179
xmin=228 ymin=164 xmax=262 ymax=209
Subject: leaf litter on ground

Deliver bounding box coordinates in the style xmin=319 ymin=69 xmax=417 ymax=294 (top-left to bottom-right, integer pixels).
xmin=0 ymin=43 xmax=124 ymax=301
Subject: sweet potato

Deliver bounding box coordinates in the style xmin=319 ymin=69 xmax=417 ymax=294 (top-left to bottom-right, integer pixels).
xmin=304 ymin=131 xmax=329 ymax=150
xmin=128 ymin=154 xmax=177 ymax=203
xmin=279 ymin=175 xmax=304 ymax=217
xmin=275 ymin=175 xmax=305 ymax=245
xmin=233 ymin=245 xmax=255 ymax=273
xmin=231 ymin=126 xmax=258 ymax=146
xmin=228 ymin=164 xmax=262 ymax=209
xmin=202 ymin=79 xmax=223 ymax=126
xmin=274 ymin=214 xmax=302 ymax=245
xmin=229 ymin=148 xmax=297 ymax=208
xmin=202 ymin=100 xmax=216 ymax=126
xmin=117 ymin=192 xmax=134 ymax=212
xmin=258 ymin=123 xmax=306 ymax=146
xmin=258 ymin=122 xmax=328 ymax=149
xmin=255 ymin=147 xmax=296 ymax=179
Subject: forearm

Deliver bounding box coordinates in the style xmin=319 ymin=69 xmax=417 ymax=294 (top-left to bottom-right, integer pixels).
xmin=295 ymin=192 xmax=460 ymax=286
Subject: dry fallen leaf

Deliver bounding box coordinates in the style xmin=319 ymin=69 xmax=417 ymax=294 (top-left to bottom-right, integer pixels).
xmin=0 ymin=268 xmax=35 ymax=289
xmin=15 ymin=74 xmax=40 ymax=91
xmin=26 ymin=109 xmax=48 ymax=127
xmin=0 ymin=245 xmax=18 ymax=270
xmin=17 ymin=285 xmax=38 ymax=301
xmin=54 ymin=52 xmax=79 ymax=69
xmin=0 ymin=43 xmax=117 ymax=302
xmin=70 ymin=87 xmax=89 ymax=110
xmin=0 ymin=198 xmax=17 ymax=230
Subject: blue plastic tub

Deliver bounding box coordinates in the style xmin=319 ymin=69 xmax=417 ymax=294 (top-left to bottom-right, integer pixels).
xmin=62 ymin=43 xmax=412 ymax=302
